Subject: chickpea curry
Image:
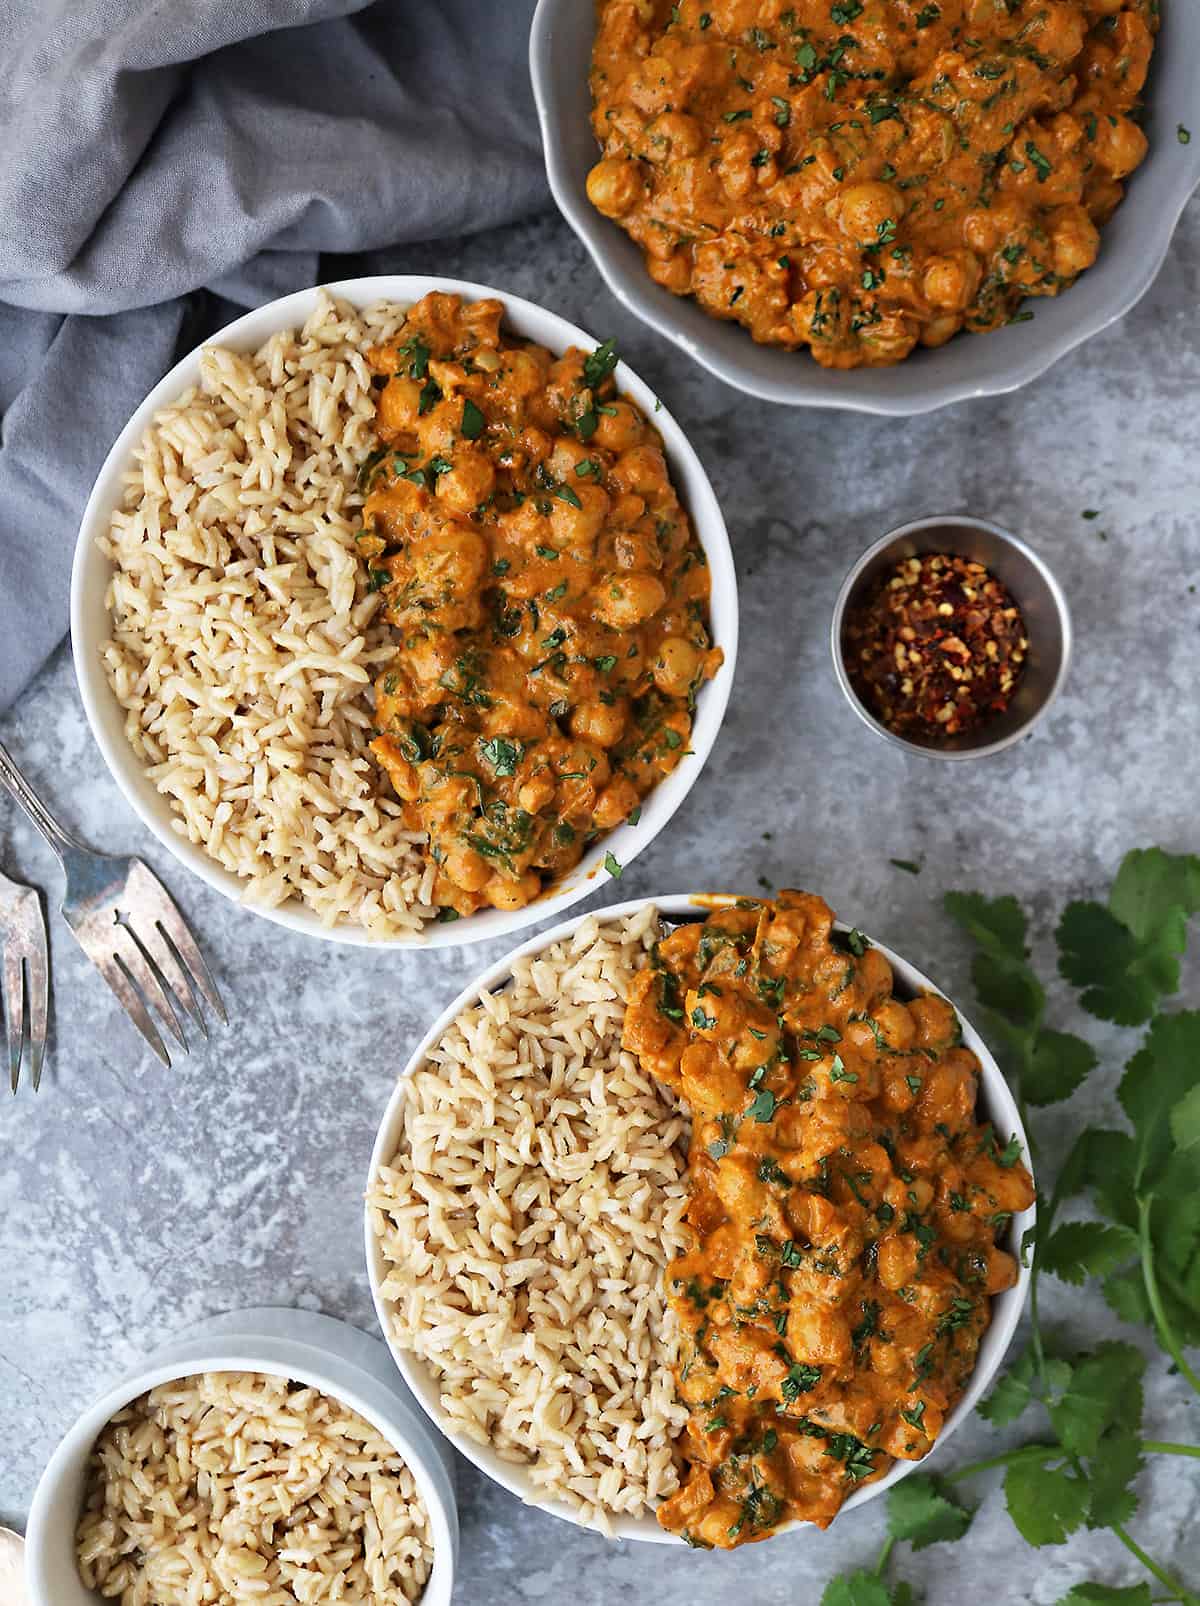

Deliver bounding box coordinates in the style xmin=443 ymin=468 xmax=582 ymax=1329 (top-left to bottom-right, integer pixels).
xmin=587 ymin=0 xmax=1157 ymax=368
xmin=622 ymin=891 xmax=1035 ymax=1547
xmin=361 ymin=293 xmax=722 ymax=917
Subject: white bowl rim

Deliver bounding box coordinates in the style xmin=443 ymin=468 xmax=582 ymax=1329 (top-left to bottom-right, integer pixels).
xmin=364 ymin=891 xmax=1037 ymax=1545
xmin=70 ymin=274 xmax=738 ymax=949
xmin=528 ymin=0 xmax=1200 ymax=416
xmin=24 ymin=1307 xmax=457 ymax=1606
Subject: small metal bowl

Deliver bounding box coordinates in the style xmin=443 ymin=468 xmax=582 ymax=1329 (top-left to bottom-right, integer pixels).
xmin=830 ymin=515 xmax=1072 ymax=760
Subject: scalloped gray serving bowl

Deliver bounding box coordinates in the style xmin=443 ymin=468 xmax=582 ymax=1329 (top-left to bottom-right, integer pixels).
xmin=530 ymin=0 xmax=1200 ymax=416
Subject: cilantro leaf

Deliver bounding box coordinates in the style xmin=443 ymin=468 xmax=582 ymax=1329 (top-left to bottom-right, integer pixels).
xmin=1057 ymin=849 xmax=1200 ymax=1025
xmin=1170 ymin=1082 xmax=1200 ymax=1151
xmin=1004 ymin=1456 xmax=1090 ymax=1546
xmin=886 ymin=1473 xmax=975 ymax=1550
xmin=1057 ymin=902 xmax=1176 ymax=1025
xmin=1119 ymin=1011 xmax=1200 ymax=1188
xmin=1025 ymin=1029 xmax=1098 ymax=1107
xmin=1056 ymin=1586 xmax=1152 ymax=1606
xmin=1109 ymin=847 xmax=1200 ymax=940
xmin=582 ymin=338 xmax=619 ymax=390
xmin=978 ymin=1346 xmax=1036 ymax=1425
xmin=1084 ymin=1424 xmax=1143 ymax=1529
xmin=1045 ymin=1342 xmax=1144 ymax=1459
xmin=1039 ymin=1222 xmax=1139 ymax=1287
xmin=603 ymin=851 xmax=622 ymax=879
xmin=820 ymin=1574 xmax=892 ymax=1606
xmin=944 ymin=891 xmax=1029 ymax=962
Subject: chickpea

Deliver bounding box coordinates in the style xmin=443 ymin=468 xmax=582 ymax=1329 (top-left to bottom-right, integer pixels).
xmin=1027 ymin=2 xmax=1086 ymax=64
xmin=876 ymin=1234 xmax=919 ymax=1291
xmin=610 ymin=444 xmax=669 ymax=497
xmin=589 ymin=400 xmax=645 ymax=451
xmin=485 ymin=869 xmax=542 ymax=911
xmin=920 ymin=313 xmax=962 ymax=349
xmin=984 ymin=1245 xmax=1019 ymax=1295
xmin=547 ymin=436 xmax=594 ymax=481
xmin=858 ymin=311 xmax=919 ymax=365
xmin=652 ymin=635 xmax=701 ymax=697
xmin=569 ymin=697 xmax=628 ymax=748
xmin=441 ymin=840 xmax=492 ymax=893
xmin=644 ymin=111 xmax=703 ymax=161
xmin=434 ymin=448 xmax=495 ymax=515
xmin=834 ymin=181 xmax=904 ymax=246
xmin=1092 ymin=111 xmax=1148 ymax=180
xmin=586 ymin=157 xmax=644 ymax=218
xmin=411 ymin=523 xmax=488 ymax=604
xmin=377 ymin=376 xmax=422 ymax=435
xmin=517 ymin=773 xmax=556 ymax=814
xmin=591 ymin=569 xmax=668 ymax=629
xmin=922 ymin=252 xmax=979 ymax=311
xmin=1049 ymin=204 xmax=1099 ymax=278
xmin=593 ymin=774 xmax=640 ymax=831
xmin=647 ymin=252 xmax=693 ymax=294
xmin=549 ymin=481 xmax=610 ymax=555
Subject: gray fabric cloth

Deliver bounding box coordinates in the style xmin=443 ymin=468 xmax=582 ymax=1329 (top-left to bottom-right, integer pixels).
xmin=0 ymin=0 xmax=548 ymax=711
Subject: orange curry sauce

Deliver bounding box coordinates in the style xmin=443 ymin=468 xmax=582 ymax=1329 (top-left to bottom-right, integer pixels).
xmin=588 ymin=0 xmax=1156 ymax=367
xmin=362 ymin=293 xmax=721 ymax=916
xmin=622 ymin=892 xmax=1035 ymax=1547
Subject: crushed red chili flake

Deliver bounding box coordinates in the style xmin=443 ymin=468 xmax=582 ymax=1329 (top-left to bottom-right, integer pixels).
xmin=842 ymin=553 xmax=1028 ymax=741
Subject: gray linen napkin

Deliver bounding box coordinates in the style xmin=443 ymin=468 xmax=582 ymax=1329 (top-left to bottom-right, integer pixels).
xmin=0 ymin=0 xmax=548 ymax=711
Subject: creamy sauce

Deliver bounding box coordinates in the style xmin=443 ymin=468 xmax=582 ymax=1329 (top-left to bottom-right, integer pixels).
xmin=623 ymin=891 xmax=1035 ymax=1547
xmin=588 ymin=0 xmax=1156 ymax=367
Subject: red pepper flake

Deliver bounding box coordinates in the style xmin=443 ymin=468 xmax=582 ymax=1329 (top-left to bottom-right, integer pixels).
xmin=842 ymin=553 xmax=1028 ymax=741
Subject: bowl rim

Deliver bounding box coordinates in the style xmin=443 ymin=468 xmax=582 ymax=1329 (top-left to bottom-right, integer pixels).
xmin=829 ymin=514 xmax=1074 ymax=760
xmin=24 ymin=1308 xmax=457 ymax=1606
xmin=528 ymin=0 xmax=1200 ymax=416
xmin=69 ymin=274 xmax=738 ymax=950
xmin=363 ymin=891 xmax=1037 ymax=1545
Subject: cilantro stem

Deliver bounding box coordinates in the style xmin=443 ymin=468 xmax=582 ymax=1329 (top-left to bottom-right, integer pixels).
xmin=1138 ymin=1195 xmax=1200 ymax=1398
xmin=941 ymin=1443 xmax=1061 ymax=1483
xmin=1111 ymin=1521 xmax=1199 ymax=1606
xmin=873 ymin=1536 xmax=895 ymax=1578
xmin=1142 ymin=1441 xmax=1200 ymax=1459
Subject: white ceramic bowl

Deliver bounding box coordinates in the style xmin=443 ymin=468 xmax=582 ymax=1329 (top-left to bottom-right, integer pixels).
xmin=71 ymin=276 xmax=737 ymax=948
xmin=365 ymin=893 xmax=1036 ymax=1544
xmin=25 ymin=1307 xmax=458 ymax=1606
xmin=530 ymin=0 xmax=1200 ymax=415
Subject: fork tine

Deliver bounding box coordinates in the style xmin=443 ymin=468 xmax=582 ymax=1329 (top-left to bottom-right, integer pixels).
xmin=134 ymin=919 xmax=208 ymax=1041
xmin=2 ymin=940 xmax=23 ymax=1093
xmin=27 ymin=919 xmax=48 ymax=1092
xmin=109 ymin=923 xmax=187 ymax=1051
xmin=88 ymin=944 xmax=171 ymax=1068
xmin=131 ymin=865 xmax=227 ymax=1025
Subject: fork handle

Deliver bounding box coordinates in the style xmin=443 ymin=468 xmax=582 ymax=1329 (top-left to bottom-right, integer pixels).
xmin=0 ymin=740 xmax=83 ymax=865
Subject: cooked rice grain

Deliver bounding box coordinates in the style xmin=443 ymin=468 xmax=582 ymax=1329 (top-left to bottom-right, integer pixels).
xmin=76 ymin=1370 xmax=433 ymax=1605
xmin=368 ymin=907 xmax=690 ymax=1532
xmin=101 ymin=293 xmax=437 ymax=936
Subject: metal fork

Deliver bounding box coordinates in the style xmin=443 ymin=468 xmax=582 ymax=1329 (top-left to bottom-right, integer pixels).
xmin=0 ymin=741 xmax=226 ymax=1068
xmin=0 ymin=864 xmax=48 ymax=1091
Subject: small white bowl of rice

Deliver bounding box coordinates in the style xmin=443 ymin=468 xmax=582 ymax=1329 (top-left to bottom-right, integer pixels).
xmin=70 ymin=276 xmax=737 ymax=948
xmin=25 ymin=1307 xmax=457 ymax=1606
xmin=364 ymin=896 xmax=1034 ymax=1545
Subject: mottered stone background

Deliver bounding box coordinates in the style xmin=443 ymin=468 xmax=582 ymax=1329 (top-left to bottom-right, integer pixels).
xmin=2 ymin=202 xmax=1199 ymax=1605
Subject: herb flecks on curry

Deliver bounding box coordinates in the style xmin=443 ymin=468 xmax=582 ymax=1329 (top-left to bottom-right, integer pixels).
xmin=362 ymin=293 xmax=721 ymax=916
xmin=587 ymin=0 xmax=1157 ymax=368
xmin=622 ymin=891 xmax=1034 ymax=1548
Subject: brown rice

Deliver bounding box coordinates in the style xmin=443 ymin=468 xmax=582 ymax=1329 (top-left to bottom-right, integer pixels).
xmin=75 ymin=1370 xmax=433 ymax=1604
xmin=367 ymin=907 xmax=690 ymax=1532
xmin=100 ymin=293 xmax=438 ymax=936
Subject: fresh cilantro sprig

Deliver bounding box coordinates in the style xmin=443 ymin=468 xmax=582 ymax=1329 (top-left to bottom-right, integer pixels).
xmin=943 ymin=892 xmax=1097 ymax=1115
xmin=1057 ymin=848 xmax=1200 ymax=1025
